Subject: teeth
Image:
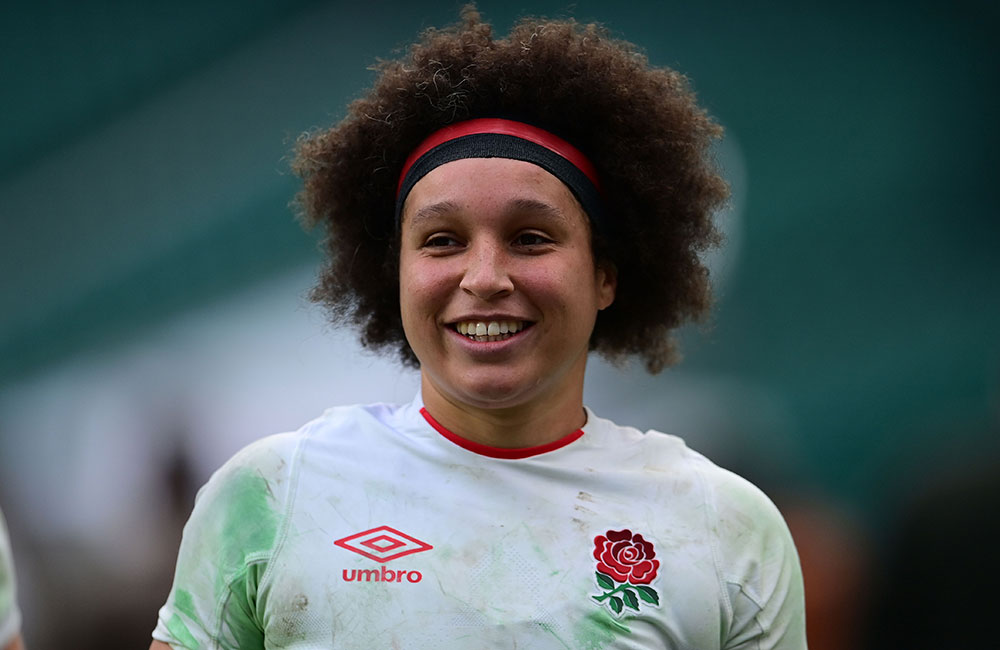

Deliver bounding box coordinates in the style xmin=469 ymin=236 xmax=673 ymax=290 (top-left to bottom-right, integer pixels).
xmin=455 ymin=320 xmax=525 ymax=340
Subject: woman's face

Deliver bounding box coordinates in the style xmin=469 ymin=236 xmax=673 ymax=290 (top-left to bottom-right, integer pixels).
xmin=398 ymin=157 xmax=615 ymax=413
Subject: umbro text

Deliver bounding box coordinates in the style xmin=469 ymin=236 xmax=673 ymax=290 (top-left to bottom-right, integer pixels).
xmin=342 ymin=566 xmax=423 ymax=583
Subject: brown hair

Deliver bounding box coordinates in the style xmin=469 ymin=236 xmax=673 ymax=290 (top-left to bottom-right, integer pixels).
xmin=293 ymin=7 xmax=728 ymax=373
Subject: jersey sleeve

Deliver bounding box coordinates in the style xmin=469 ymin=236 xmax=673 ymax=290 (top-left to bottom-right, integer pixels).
xmin=0 ymin=509 xmax=22 ymax=649
xmin=152 ymin=433 xmax=299 ymax=649
xmin=701 ymin=465 xmax=808 ymax=650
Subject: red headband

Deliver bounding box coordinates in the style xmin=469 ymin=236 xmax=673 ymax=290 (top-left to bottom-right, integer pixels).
xmin=396 ymin=118 xmax=602 ymax=196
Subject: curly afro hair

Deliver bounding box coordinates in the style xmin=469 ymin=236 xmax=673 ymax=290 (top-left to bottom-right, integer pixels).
xmin=293 ymin=6 xmax=728 ymax=373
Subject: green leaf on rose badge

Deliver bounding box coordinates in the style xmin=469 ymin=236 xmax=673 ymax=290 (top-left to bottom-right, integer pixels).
xmin=595 ymin=572 xmax=615 ymax=590
xmin=636 ymin=585 xmax=660 ymax=606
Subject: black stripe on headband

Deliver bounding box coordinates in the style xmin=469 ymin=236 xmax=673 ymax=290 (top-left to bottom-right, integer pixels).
xmin=394 ymin=133 xmax=605 ymax=231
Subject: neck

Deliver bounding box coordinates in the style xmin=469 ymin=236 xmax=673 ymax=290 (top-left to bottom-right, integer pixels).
xmin=419 ymin=374 xmax=588 ymax=449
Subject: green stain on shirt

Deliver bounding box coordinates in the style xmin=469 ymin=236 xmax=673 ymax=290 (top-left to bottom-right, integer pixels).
xmin=211 ymin=469 xmax=277 ymax=646
xmin=573 ymin=610 xmax=631 ymax=649
xmin=218 ymin=468 xmax=279 ymax=571
xmin=538 ymin=621 xmax=573 ymax=649
xmin=226 ymin=563 xmax=268 ymax=650
xmin=174 ymin=588 xmax=197 ymax=620
xmin=167 ymin=613 xmax=202 ymax=649
xmin=170 ymin=464 xmax=280 ymax=647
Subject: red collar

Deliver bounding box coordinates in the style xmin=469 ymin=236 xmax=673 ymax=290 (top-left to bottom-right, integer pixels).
xmin=420 ymin=407 xmax=583 ymax=459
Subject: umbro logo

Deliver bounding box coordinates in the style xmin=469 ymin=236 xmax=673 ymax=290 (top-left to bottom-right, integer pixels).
xmin=334 ymin=525 xmax=433 ymax=562
xmin=335 ymin=525 xmax=433 ymax=584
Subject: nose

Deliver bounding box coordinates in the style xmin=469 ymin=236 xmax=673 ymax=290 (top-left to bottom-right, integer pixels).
xmin=459 ymin=241 xmax=515 ymax=300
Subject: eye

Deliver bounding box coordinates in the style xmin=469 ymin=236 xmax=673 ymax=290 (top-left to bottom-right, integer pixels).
xmin=513 ymin=232 xmax=554 ymax=247
xmin=423 ymin=234 xmax=462 ymax=248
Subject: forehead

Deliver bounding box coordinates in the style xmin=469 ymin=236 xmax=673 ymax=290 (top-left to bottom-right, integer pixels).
xmin=401 ymin=158 xmax=586 ymax=227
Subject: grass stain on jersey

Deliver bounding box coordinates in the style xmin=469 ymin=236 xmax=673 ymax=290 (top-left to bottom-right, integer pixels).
xmin=167 ymin=588 xmax=211 ymax=649
xmin=228 ymin=564 xmax=270 ymax=650
xmin=573 ymin=609 xmax=631 ymax=649
xmin=174 ymin=588 xmax=198 ymax=620
xmin=216 ymin=468 xmax=280 ymax=588
xmin=167 ymin=613 xmax=201 ymax=649
xmin=538 ymin=621 xmax=574 ymax=649
xmin=173 ymin=465 xmax=281 ymax=628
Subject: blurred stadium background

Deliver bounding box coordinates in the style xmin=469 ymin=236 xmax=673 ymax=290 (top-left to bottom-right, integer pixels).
xmin=0 ymin=1 xmax=997 ymax=647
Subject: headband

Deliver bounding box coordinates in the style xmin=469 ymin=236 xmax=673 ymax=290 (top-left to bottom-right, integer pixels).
xmin=394 ymin=118 xmax=604 ymax=229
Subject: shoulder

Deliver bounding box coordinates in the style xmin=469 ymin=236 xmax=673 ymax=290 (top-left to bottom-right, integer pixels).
xmin=637 ymin=434 xmax=806 ymax=649
xmin=294 ymin=400 xmax=411 ymax=444
xmin=586 ymin=412 xmax=792 ymax=545
xmin=178 ymin=430 xmax=302 ymax=581
xmin=211 ymin=401 xmax=401 ymax=472
xmin=196 ymin=426 xmax=304 ymax=515
xmin=602 ymin=414 xmax=789 ymax=547
xmin=677 ymin=450 xmax=806 ymax=648
xmin=690 ymin=453 xmax=790 ymax=548
xmin=582 ymin=409 xmax=692 ymax=465
xmin=658 ymin=445 xmax=797 ymax=582
xmin=195 ymin=400 xmax=411 ymax=518
xmin=596 ymin=416 xmax=802 ymax=601
xmin=585 ymin=411 xmax=757 ymax=499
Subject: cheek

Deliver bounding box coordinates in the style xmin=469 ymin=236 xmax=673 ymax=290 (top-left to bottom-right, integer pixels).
xmin=399 ymin=258 xmax=451 ymax=318
xmin=398 ymin=254 xmax=422 ymax=326
xmin=551 ymin=266 xmax=607 ymax=314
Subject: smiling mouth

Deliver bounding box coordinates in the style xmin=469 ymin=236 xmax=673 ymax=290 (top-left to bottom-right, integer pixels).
xmin=453 ymin=320 xmax=532 ymax=342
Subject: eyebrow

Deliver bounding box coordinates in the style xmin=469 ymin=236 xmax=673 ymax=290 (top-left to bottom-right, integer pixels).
xmin=406 ymin=200 xmax=461 ymax=227
xmin=507 ymin=198 xmax=573 ymax=225
xmin=405 ymin=197 xmax=573 ymax=227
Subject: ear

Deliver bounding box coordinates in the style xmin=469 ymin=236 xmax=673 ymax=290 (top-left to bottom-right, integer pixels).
xmin=595 ymin=261 xmax=617 ymax=310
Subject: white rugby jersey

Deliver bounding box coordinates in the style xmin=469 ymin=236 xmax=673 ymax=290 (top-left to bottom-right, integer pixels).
xmin=152 ymin=396 xmax=806 ymax=649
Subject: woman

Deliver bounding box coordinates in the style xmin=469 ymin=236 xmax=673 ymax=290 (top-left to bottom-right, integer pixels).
xmin=151 ymin=9 xmax=805 ymax=649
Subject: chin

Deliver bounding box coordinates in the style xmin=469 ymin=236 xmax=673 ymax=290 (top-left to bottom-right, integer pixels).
xmin=454 ymin=384 xmax=533 ymax=410
xmin=448 ymin=369 xmax=542 ymax=409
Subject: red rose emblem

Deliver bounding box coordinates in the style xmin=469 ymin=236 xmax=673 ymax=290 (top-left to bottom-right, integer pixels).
xmin=593 ymin=529 xmax=659 ymax=585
